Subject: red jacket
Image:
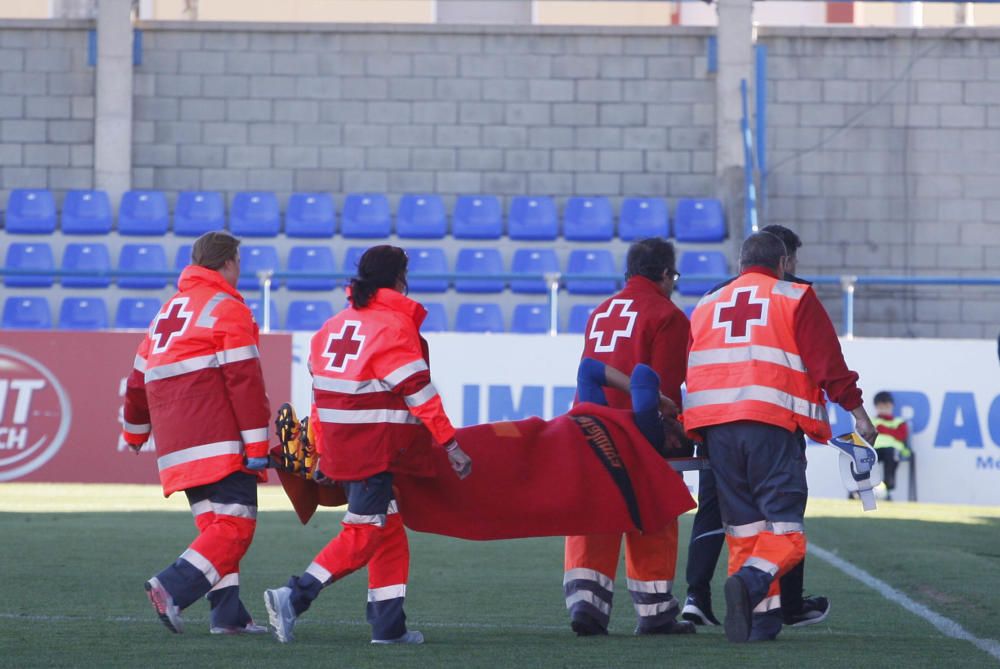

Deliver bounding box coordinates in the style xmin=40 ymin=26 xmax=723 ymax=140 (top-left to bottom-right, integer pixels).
xmin=309 ymin=288 xmax=457 ymax=481
xmin=122 ymin=265 xmax=271 ymax=496
xmin=580 ymin=276 xmax=690 ymax=409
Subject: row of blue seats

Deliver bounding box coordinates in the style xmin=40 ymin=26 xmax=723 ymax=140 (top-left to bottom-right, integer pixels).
xmin=3 ymin=189 xmax=726 ymax=242
xmin=4 ymin=242 xmax=729 ymax=297
xmin=2 ymin=295 xmax=619 ymax=334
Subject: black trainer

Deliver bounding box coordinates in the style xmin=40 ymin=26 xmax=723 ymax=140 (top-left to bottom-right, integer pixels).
xmin=723 ymin=575 xmax=752 ymax=643
xmin=785 ymin=596 xmax=831 ymax=628
xmin=571 ymin=616 xmax=608 ymax=637
xmin=681 ymin=593 xmax=721 ymax=626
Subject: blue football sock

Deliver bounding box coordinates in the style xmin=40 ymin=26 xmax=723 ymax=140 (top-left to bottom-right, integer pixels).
xmin=577 ymin=357 xmax=608 ymax=406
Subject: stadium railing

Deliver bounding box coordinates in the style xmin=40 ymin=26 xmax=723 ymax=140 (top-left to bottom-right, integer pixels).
xmin=3 ymin=267 xmax=998 ymax=337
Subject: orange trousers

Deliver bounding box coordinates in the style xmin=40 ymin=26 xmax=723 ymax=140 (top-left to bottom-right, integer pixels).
xmin=563 ymin=519 xmax=680 ymax=632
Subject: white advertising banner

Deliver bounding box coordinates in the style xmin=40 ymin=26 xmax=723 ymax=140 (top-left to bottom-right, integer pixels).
xmin=290 ymin=334 xmax=1000 ymax=507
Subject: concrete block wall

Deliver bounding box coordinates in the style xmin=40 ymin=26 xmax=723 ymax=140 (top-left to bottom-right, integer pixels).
xmin=0 ymin=22 xmax=94 ymax=203
xmin=762 ymin=27 xmax=1000 ymax=339
xmin=128 ymin=23 xmax=716 ymax=212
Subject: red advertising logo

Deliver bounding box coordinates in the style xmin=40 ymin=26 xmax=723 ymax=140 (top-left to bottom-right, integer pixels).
xmin=0 ymin=346 xmax=72 ymax=481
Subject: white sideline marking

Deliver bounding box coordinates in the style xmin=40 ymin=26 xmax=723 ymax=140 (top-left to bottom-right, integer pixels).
xmin=810 ymin=543 xmax=1000 ymax=663
xmin=0 ymin=612 xmax=565 ymax=632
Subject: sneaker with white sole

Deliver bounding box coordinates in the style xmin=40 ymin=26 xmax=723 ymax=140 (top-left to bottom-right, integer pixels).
xmin=264 ymin=587 xmax=297 ymax=643
xmin=681 ymin=593 xmax=721 ymax=626
xmin=785 ymin=596 xmax=831 ymax=628
xmin=210 ymin=621 xmax=269 ymax=635
xmin=145 ymin=577 xmax=183 ymax=634
xmin=372 ymin=630 xmax=424 ymax=645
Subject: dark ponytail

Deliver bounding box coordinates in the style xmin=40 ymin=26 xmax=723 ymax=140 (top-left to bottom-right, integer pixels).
xmin=349 ymin=245 xmax=408 ymax=308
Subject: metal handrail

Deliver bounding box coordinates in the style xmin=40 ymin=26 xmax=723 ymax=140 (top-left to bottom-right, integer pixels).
xmin=3 ymin=267 xmax=997 ymax=338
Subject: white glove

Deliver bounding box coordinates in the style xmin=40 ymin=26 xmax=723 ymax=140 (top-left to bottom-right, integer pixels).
xmin=444 ymin=439 xmax=472 ymax=480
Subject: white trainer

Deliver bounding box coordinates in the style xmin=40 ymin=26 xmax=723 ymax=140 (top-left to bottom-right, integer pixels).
xmin=263 ymin=587 xmax=297 ymax=643
xmin=209 ymin=621 xmax=269 ymax=635
xmin=145 ymin=577 xmax=183 ymax=634
xmin=372 ymin=630 xmax=425 ymax=645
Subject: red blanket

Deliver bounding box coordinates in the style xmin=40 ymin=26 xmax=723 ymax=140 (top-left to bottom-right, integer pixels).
xmin=276 ymin=402 xmax=695 ymax=540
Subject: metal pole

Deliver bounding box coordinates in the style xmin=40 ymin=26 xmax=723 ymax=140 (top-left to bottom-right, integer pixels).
xmin=740 ymin=79 xmax=758 ymax=237
xmin=841 ymin=275 xmax=857 ymax=339
xmin=545 ymin=272 xmax=561 ymax=336
xmin=260 ymin=270 xmax=273 ymax=334
xmin=755 ymin=44 xmax=768 ymax=223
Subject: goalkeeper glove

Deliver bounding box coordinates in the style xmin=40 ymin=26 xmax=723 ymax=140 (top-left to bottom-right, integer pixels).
xmin=444 ymin=439 xmax=472 ymax=480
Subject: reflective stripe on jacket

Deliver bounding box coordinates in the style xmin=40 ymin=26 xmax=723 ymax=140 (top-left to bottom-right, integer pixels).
xmin=684 ymin=270 xmax=831 ymax=442
xmin=873 ymin=415 xmax=908 ymax=452
xmin=309 ymin=288 xmax=457 ymax=481
xmin=122 ymin=265 xmax=271 ymax=496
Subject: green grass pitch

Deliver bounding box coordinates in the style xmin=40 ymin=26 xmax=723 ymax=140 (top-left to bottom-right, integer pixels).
xmin=1 ymin=484 xmax=998 ymax=668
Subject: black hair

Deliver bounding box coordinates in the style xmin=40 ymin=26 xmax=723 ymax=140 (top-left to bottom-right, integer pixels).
xmin=625 ymin=237 xmax=676 ymax=282
xmin=874 ymin=391 xmax=894 ymax=405
xmin=760 ymin=224 xmax=802 ymax=254
xmin=349 ymin=245 xmax=408 ymax=309
xmin=739 ymin=232 xmax=787 ymax=271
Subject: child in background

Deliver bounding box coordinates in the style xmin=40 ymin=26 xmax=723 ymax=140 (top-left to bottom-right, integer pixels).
xmin=872 ymin=391 xmax=911 ymax=501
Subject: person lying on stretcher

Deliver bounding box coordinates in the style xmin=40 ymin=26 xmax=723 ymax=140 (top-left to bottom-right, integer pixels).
xmin=271 ymin=358 xmax=697 ymax=541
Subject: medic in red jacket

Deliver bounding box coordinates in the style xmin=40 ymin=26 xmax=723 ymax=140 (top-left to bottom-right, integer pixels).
xmin=263 ymin=245 xmax=471 ymax=646
xmin=122 ymin=231 xmax=271 ymax=637
xmin=563 ymin=238 xmax=695 ymax=637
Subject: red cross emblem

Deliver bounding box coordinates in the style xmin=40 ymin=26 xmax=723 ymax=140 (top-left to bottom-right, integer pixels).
xmin=588 ymin=299 xmax=638 ymax=353
xmin=150 ymin=298 xmax=194 ymax=354
xmin=321 ymin=320 xmax=366 ymax=372
xmin=713 ymin=287 xmax=768 ymax=343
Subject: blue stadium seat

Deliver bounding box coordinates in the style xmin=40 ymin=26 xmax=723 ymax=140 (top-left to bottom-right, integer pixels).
xmin=61 ymin=190 xmax=113 ymax=234
xmin=4 ymin=242 xmax=54 ymax=287
xmin=421 ymin=302 xmax=448 ymax=332
xmin=174 ymin=191 xmax=225 ymax=237
xmin=566 ymin=250 xmax=618 ymax=295
xmin=512 ymin=304 xmax=550 ymax=334
xmin=674 ymin=198 xmax=725 ymax=242
xmin=455 ymin=248 xmax=504 ymax=293
xmin=175 ymin=244 xmax=193 ymax=271
xmin=286 ymin=246 xmax=336 ymax=291
xmin=508 ymin=196 xmax=558 ymax=240
xmin=511 ymin=248 xmax=559 ymax=294
xmin=59 ymin=297 xmax=108 ymax=330
xmin=407 ymin=247 xmax=449 ymax=293
xmin=119 ymin=243 xmax=170 ymax=290
xmin=5 ymin=189 xmax=56 ymax=234
xmin=455 ymin=303 xmax=504 ymax=333
xmin=396 ymin=194 xmax=447 ymax=239
xmin=118 ymin=190 xmax=169 ymax=236
xmin=286 ymin=300 xmax=334 ymax=331
xmin=2 ymin=296 xmax=52 ymax=329
xmin=343 ymin=246 xmax=369 ymax=276
xmin=115 ymin=298 xmax=162 ymax=329
xmin=246 ymin=298 xmax=280 ymax=330
xmin=452 ymin=195 xmax=502 ymax=239
xmin=285 ymin=192 xmax=336 ymax=238
xmin=567 ymin=304 xmax=598 ymax=334
xmin=619 ymin=197 xmax=669 ymax=240
xmin=230 ymin=191 xmax=281 ymax=237
xmin=62 ymin=242 xmax=111 ymax=288
xmin=677 ymin=250 xmax=729 ymax=296
xmin=341 ymin=193 xmax=391 ymax=238
xmin=563 ymin=196 xmax=613 ymax=241
xmin=238 ymin=245 xmax=280 ymax=291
